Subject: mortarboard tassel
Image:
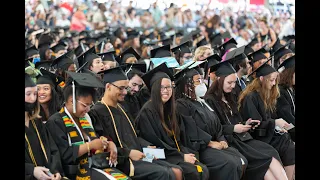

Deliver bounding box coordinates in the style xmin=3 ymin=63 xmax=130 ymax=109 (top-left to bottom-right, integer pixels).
xmin=100 ymin=41 xmax=105 ymax=53
xmin=72 ymin=81 xmax=76 ymax=113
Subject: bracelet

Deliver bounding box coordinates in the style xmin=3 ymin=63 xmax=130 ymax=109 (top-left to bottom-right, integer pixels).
xmin=86 ymin=142 xmax=90 ymax=155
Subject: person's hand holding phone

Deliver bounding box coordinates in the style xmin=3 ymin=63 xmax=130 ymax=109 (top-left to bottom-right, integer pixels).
xmin=245 ymin=118 xmax=260 ymax=129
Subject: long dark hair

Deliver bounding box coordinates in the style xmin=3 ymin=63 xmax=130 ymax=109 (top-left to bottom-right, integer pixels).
xmin=175 ymin=76 xmax=196 ymax=101
xmin=205 ymin=76 xmax=238 ymax=116
xmin=39 ymin=86 xmax=63 ymax=121
xmin=150 ymin=78 xmax=179 ymax=136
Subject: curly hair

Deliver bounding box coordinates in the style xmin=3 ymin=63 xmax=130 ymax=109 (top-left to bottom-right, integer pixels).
xmin=238 ymin=73 xmax=280 ymax=112
xmin=279 ymin=66 xmax=295 ymax=89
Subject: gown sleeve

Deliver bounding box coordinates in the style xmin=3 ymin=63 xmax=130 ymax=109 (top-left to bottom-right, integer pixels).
xmin=205 ymin=97 xmax=235 ymax=135
xmin=135 ymin=107 xmax=185 ymax=164
xmin=88 ymin=108 xmax=131 ymax=159
xmin=276 ymin=89 xmax=295 ymax=125
xmin=46 ymin=113 xmax=80 ymax=165
xmin=176 ymin=99 xmax=212 ymax=151
xmin=25 ymin=161 xmax=35 ymax=180
xmin=239 ymin=92 xmax=275 ymax=130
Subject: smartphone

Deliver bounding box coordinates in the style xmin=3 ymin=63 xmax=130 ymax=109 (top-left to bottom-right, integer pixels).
xmin=249 ymin=122 xmax=259 ymax=126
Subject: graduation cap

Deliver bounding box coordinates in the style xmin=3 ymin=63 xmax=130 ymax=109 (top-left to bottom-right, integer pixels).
xmin=277 ymin=55 xmax=295 ymax=73
xmin=151 ymin=44 xmax=172 ymax=58
xmin=202 ymin=54 xmax=223 ymax=79
xmin=248 ymin=58 xmax=276 ymax=77
xmin=51 ymin=41 xmax=67 ymax=53
xmin=171 ymin=41 xmax=191 ymax=55
xmin=244 ymin=45 xmax=255 ymax=56
xmin=74 ymin=44 xmax=89 ymax=57
xmin=113 ymin=27 xmax=123 ymax=38
xmin=221 ymin=31 xmax=232 ymax=39
xmin=124 ymin=63 xmax=147 ymax=75
xmin=36 ymin=69 xmax=65 ymax=89
xmin=196 ymin=38 xmax=209 ymax=48
xmin=282 ymin=35 xmax=295 ymax=42
xmin=65 ymin=71 xmax=105 ymax=113
xmin=126 ymin=29 xmax=140 ymax=40
xmin=224 ymin=45 xmax=246 ymax=62
xmin=248 ymin=37 xmax=259 ymax=47
xmin=210 ymin=60 xmax=237 ymax=77
xmin=25 ymin=46 xmax=39 ymax=59
xmin=270 ymin=38 xmax=282 ymax=53
xmin=98 ymin=66 xmax=128 ymax=84
xmin=25 ymin=73 xmax=36 ymax=88
xmin=79 ymin=30 xmax=90 ymax=38
xmin=175 ymin=30 xmax=184 ymax=38
xmin=97 ymin=49 xmax=117 ymax=62
xmin=218 ymin=38 xmax=238 ymax=53
xmin=174 ymin=61 xmax=202 ymax=86
xmin=190 ymin=29 xmax=202 ymax=40
xmin=76 ymin=46 xmax=99 ymax=71
xmin=120 ymin=47 xmax=141 ymax=64
xmin=158 ymin=32 xmax=172 ymax=46
xmin=247 ymin=47 xmax=268 ymax=64
xmin=50 ymin=50 xmax=75 ymax=70
xmin=273 ymin=45 xmax=293 ymax=66
xmin=96 ymin=40 xmax=107 ymax=54
xmin=35 ymin=60 xmax=52 ymax=70
xmin=141 ymin=63 xmax=174 ymax=90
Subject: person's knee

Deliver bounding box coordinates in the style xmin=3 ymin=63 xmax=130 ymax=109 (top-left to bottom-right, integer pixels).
xmin=171 ymin=167 xmax=183 ymax=180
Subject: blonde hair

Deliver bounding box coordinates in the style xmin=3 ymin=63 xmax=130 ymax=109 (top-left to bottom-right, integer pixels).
xmin=238 ymin=73 xmax=280 ymax=113
xmin=193 ymin=46 xmax=212 ymax=61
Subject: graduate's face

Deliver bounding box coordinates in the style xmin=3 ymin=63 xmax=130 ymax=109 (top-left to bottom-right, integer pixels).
xmin=68 ymin=64 xmax=76 ymax=72
xmin=125 ymin=57 xmax=138 ymax=64
xmin=75 ymin=95 xmax=94 ymax=117
xmin=90 ymin=58 xmax=105 ymax=73
xmin=264 ymin=72 xmax=278 ymax=90
xmin=25 ymin=86 xmax=38 ymax=103
xmin=160 ymin=78 xmax=173 ymax=103
xmin=128 ymin=75 xmax=144 ymax=95
xmin=223 ymin=73 xmax=237 ymax=93
xmin=37 ymin=84 xmax=52 ymax=104
xmin=108 ymin=80 xmax=129 ymax=102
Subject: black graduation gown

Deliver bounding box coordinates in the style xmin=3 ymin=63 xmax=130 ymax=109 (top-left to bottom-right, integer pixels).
xmin=25 ymin=119 xmax=65 ymax=180
xmin=276 ymin=85 xmax=295 ymax=141
xmin=135 ymin=86 xmax=150 ymax=108
xmin=205 ymin=95 xmax=283 ymax=180
xmin=89 ymin=102 xmax=179 ymax=180
xmin=46 ymin=111 xmax=117 ymax=180
xmin=135 ymin=101 xmax=210 ymax=180
xmin=239 ymin=91 xmax=295 ymax=166
xmin=176 ymin=98 xmax=247 ymax=180
xmin=120 ymin=93 xmax=141 ymax=121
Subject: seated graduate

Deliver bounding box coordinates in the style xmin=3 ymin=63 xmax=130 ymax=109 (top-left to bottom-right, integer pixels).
xmin=276 ymin=55 xmax=295 ymax=141
xmin=225 ymin=47 xmax=251 ymax=100
xmin=204 ymin=59 xmax=288 ymax=180
xmin=119 ymin=47 xmax=141 ymax=64
xmin=171 ymin=41 xmax=194 ymax=66
xmin=46 ymin=71 xmax=119 ymax=180
xmin=237 ymin=60 xmax=295 ymax=180
xmin=25 ymin=73 xmax=67 ymax=180
xmin=174 ymin=62 xmax=247 ymax=180
xmin=135 ymin=63 xmax=210 ymax=180
xmin=89 ymin=66 xmax=182 ymax=180
xmin=50 ymin=50 xmax=76 ymax=83
xmin=97 ymin=49 xmax=119 ymax=70
xmin=120 ymin=63 xmax=146 ymax=120
xmin=36 ymin=69 xmax=65 ymax=123
xmin=77 ymin=46 xmax=106 ymax=75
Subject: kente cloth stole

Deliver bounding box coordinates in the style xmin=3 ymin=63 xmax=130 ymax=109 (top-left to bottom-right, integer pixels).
xmin=60 ymin=108 xmax=97 ymax=179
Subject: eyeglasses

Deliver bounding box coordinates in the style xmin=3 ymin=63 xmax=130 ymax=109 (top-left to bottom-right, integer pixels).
xmin=110 ymin=83 xmax=130 ymax=92
xmin=77 ymin=100 xmax=94 ymax=109
xmin=160 ymin=86 xmax=173 ymax=92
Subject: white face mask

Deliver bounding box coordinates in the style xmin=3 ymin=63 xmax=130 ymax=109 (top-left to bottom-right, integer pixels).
xmin=195 ymin=83 xmax=207 ymax=98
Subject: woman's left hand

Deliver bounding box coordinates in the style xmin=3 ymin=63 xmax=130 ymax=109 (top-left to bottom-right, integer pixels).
xmin=219 ymin=141 xmax=228 ymax=149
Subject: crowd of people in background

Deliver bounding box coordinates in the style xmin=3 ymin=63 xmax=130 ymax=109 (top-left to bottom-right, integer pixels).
xmin=25 ymin=0 xmax=295 ymax=180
